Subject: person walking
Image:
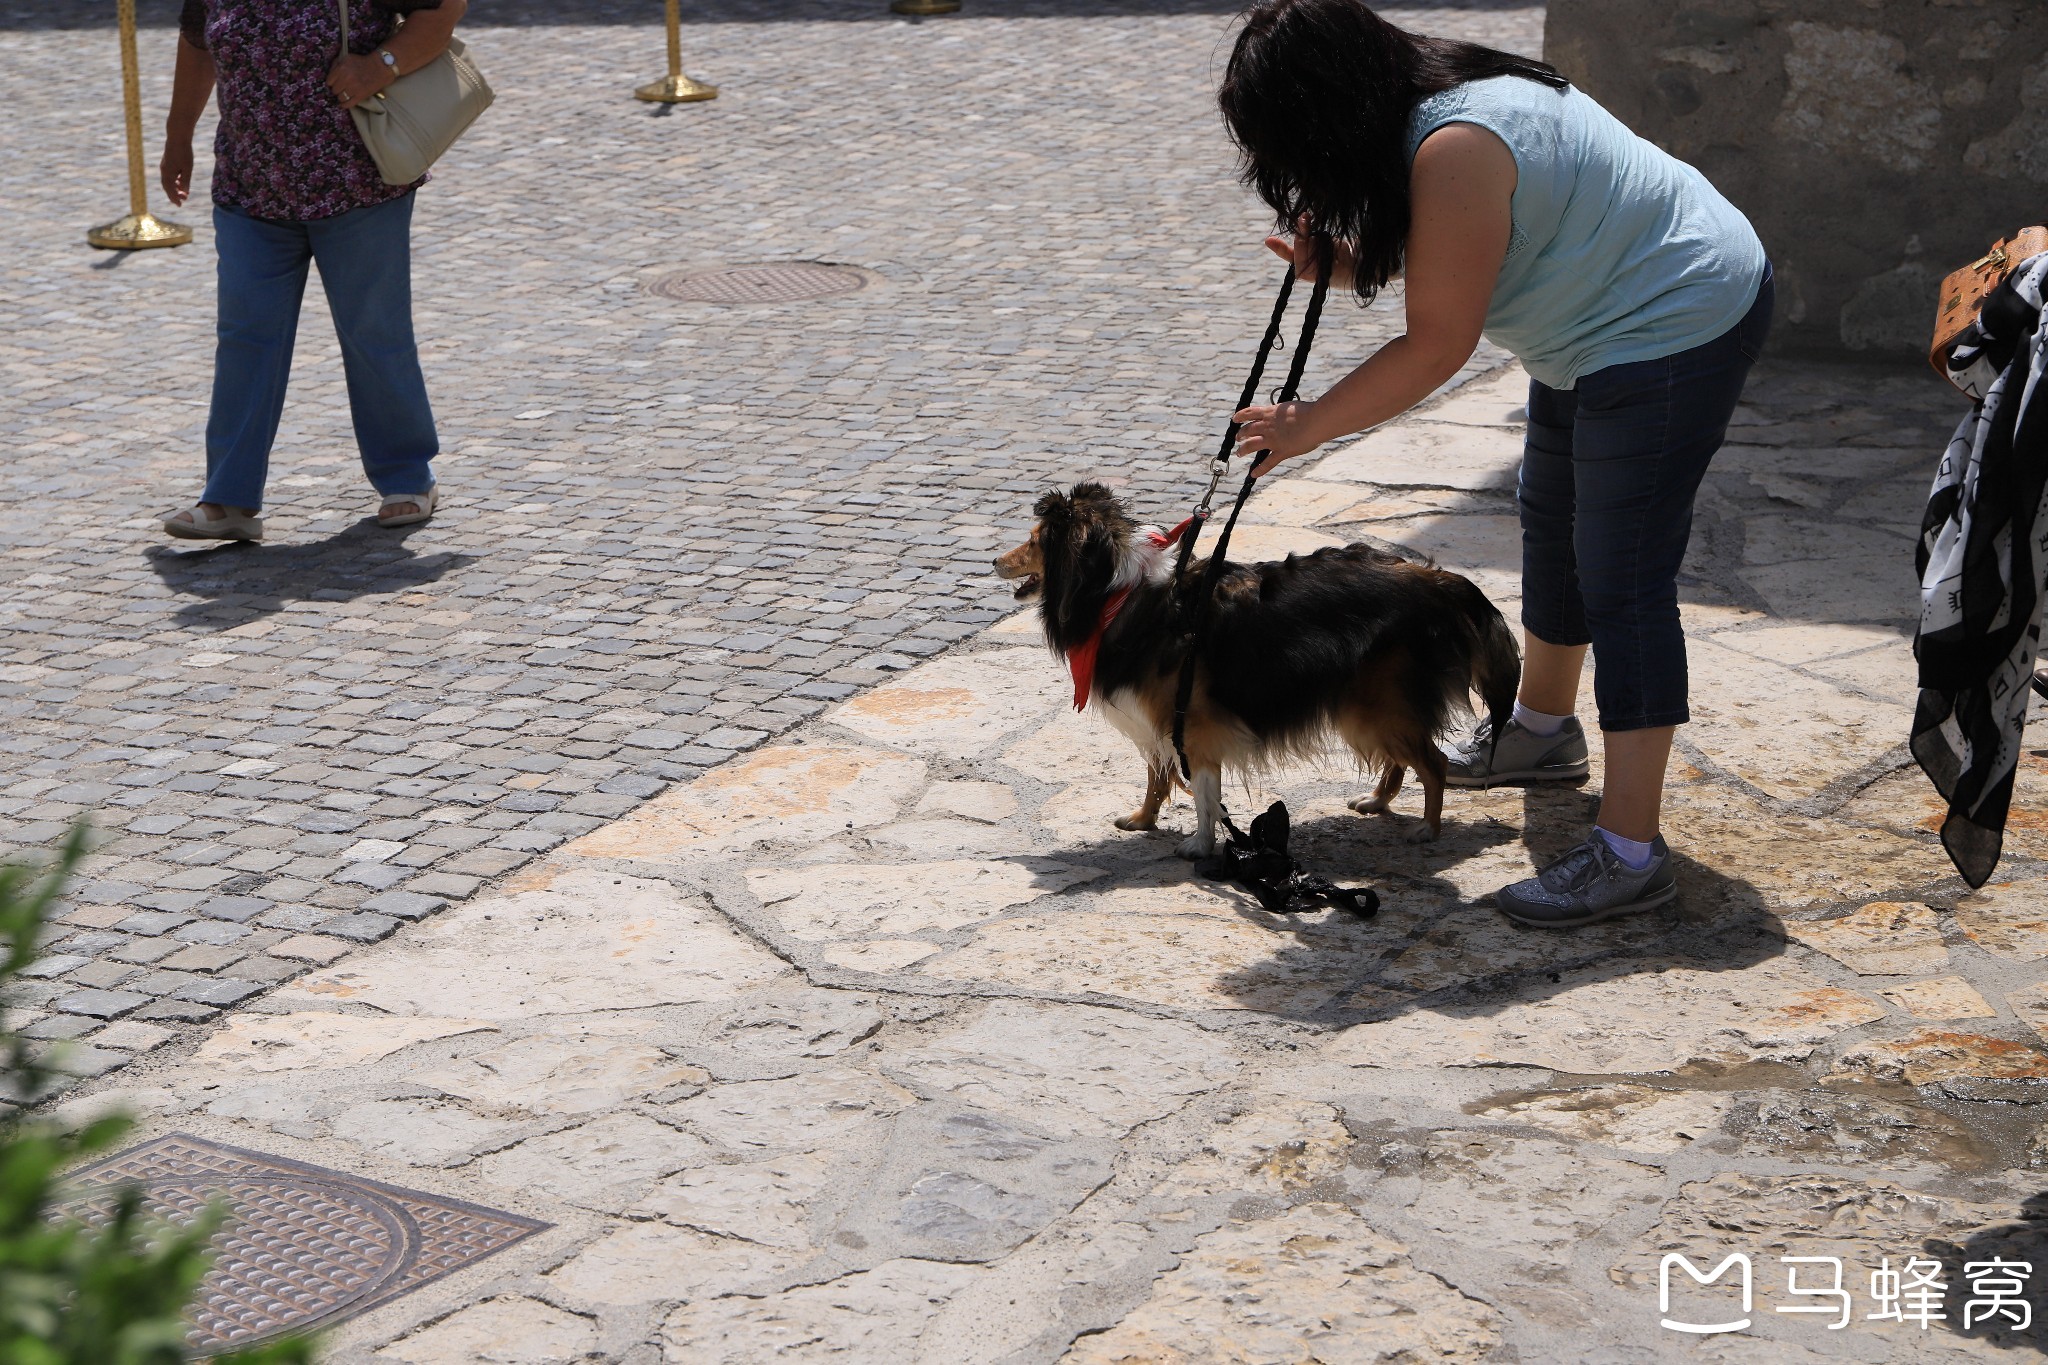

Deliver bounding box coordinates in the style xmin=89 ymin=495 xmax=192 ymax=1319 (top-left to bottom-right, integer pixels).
xmin=1221 ymin=0 xmax=1772 ymax=927
xmin=159 ymin=0 xmax=465 ymax=542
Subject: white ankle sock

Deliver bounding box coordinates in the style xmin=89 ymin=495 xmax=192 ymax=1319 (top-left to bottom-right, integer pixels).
xmin=1595 ymin=826 xmax=1657 ymax=870
xmin=1511 ymin=701 xmax=1571 ymax=738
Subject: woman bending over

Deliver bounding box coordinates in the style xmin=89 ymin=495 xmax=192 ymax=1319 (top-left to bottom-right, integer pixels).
xmin=1223 ymin=0 xmax=1772 ymax=927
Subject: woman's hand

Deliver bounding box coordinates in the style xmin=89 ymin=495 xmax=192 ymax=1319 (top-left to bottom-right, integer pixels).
xmin=331 ymin=1 xmax=465 ymax=107
xmin=1264 ymin=215 xmax=1356 ymax=292
xmin=1233 ymin=399 xmax=1324 ymax=477
xmin=163 ymin=35 xmax=215 ymax=200
xmin=160 ymin=137 xmax=194 ymax=206
xmin=326 ymin=52 xmax=395 ymax=110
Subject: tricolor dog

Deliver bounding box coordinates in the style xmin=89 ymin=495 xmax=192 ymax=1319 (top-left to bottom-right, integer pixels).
xmin=995 ymin=482 xmax=1519 ymax=856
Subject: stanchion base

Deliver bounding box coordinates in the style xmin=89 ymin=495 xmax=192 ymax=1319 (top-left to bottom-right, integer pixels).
xmin=86 ymin=212 xmax=193 ymax=250
xmin=890 ymin=0 xmax=961 ymax=11
xmin=635 ymin=74 xmax=718 ymax=103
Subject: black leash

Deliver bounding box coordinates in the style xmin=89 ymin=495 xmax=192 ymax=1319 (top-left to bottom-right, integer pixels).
xmin=1170 ymin=264 xmax=1333 ymax=781
xmin=1149 ymin=257 xmax=1372 ymax=920
xmin=1199 ymin=801 xmax=1379 ymax=918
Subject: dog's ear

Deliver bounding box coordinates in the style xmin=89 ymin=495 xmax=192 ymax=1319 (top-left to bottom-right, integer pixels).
xmin=1040 ymin=497 xmax=1120 ymax=651
xmin=1033 ymin=481 xmax=1139 ymax=650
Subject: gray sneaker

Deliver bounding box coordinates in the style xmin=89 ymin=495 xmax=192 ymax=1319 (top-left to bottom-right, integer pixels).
xmin=1443 ymin=715 xmax=1590 ymax=787
xmin=1496 ymin=835 xmax=1677 ymax=928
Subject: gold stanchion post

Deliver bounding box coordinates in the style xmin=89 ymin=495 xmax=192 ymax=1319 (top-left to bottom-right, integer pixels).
xmin=635 ymin=0 xmax=717 ymax=103
xmin=891 ymin=0 xmax=961 ymax=15
xmin=88 ymin=0 xmax=192 ymax=249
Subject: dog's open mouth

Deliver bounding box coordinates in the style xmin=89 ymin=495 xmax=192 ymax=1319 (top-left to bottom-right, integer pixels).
xmin=1012 ymin=573 xmax=1042 ymax=601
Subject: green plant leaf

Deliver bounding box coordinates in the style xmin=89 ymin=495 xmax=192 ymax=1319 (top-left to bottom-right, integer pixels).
xmin=0 ymin=825 xmax=319 ymax=1363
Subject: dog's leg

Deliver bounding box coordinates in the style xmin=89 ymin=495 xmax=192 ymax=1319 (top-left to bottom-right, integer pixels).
xmin=1406 ymin=746 xmax=1448 ymax=844
xmin=1116 ymin=761 xmax=1173 ymax=832
xmin=1117 ymin=762 xmax=1173 ymax=831
xmin=1176 ymin=766 xmax=1223 ymax=860
xmin=1348 ymin=764 xmax=1404 ymax=816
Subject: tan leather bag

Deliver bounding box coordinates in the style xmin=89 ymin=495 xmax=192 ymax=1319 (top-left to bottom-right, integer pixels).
xmin=1931 ymin=225 xmax=2048 ymax=387
xmin=340 ymin=0 xmax=493 ymax=187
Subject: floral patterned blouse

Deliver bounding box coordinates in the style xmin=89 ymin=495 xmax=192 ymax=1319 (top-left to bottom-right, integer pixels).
xmin=178 ymin=0 xmax=443 ymax=221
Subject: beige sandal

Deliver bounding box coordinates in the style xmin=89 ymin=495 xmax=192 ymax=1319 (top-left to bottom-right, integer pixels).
xmin=376 ymin=485 xmax=438 ymax=528
xmin=162 ymin=504 xmax=263 ymax=542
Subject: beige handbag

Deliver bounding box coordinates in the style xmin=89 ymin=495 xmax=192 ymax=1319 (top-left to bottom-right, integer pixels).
xmin=339 ymin=0 xmax=493 ymax=187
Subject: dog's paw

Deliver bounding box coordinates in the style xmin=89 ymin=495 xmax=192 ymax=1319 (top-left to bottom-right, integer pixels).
xmin=1348 ymin=795 xmax=1391 ymax=816
xmin=1403 ymin=822 xmax=1440 ymax=845
xmin=1114 ymin=813 xmax=1158 ymax=832
xmin=1176 ymin=834 xmax=1216 ymax=860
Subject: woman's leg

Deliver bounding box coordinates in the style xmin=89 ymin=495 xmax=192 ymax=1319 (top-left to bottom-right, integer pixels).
xmin=308 ymin=193 xmax=438 ymax=505
xmin=1518 ymin=636 xmax=1589 ymax=716
xmin=1498 ymin=272 xmax=1774 ymax=925
xmin=201 ymin=205 xmax=312 ymax=513
xmin=1447 ymin=377 xmax=1599 ymax=786
xmin=1515 ymin=377 xmax=1591 ymax=679
xmin=1595 ymin=726 xmax=1674 ymax=843
xmin=1575 ymin=283 xmax=1772 ymax=826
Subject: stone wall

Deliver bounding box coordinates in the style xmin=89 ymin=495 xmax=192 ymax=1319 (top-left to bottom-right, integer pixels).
xmin=1543 ymin=0 xmax=2048 ymax=359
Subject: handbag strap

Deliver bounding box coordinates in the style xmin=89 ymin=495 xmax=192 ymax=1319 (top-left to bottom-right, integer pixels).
xmin=336 ymin=0 xmax=349 ymax=60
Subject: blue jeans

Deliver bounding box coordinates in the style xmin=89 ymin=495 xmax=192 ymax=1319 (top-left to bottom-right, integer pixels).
xmin=203 ymin=195 xmax=437 ymax=512
xmin=1518 ymin=267 xmax=1775 ymax=731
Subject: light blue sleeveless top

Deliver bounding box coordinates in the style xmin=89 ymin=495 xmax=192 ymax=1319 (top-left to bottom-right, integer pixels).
xmin=1404 ymin=76 xmax=1766 ymax=389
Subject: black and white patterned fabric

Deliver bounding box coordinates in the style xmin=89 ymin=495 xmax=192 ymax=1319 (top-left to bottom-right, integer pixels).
xmin=1914 ymin=253 xmax=2048 ymax=887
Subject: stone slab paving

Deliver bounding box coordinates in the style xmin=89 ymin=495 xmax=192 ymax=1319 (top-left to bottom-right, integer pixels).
xmin=61 ymin=352 xmax=2048 ymax=1363
xmin=0 ymin=1 xmax=1525 ymax=1075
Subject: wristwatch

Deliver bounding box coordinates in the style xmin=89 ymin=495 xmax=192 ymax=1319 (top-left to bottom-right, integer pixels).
xmin=375 ymin=47 xmax=398 ymax=75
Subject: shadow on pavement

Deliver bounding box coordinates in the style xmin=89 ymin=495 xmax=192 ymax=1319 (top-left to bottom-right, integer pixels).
xmin=1030 ymin=784 xmax=1784 ymax=1027
xmin=145 ymin=521 xmax=477 ymax=629
xmin=1208 ymin=820 xmax=1787 ymax=1025
xmin=1930 ymin=1190 xmax=2048 ymax=1351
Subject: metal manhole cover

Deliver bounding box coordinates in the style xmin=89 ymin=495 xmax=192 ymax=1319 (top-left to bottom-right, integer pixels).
xmin=648 ymin=261 xmax=871 ymax=304
xmin=62 ymin=1133 xmax=549 ymax=1355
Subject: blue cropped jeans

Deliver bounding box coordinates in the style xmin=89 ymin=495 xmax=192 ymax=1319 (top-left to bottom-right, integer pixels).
xmin=1518 ymin=267 xmax=1775 ymax=731
xmin=203 ymin=194 xmax=438 ymax=512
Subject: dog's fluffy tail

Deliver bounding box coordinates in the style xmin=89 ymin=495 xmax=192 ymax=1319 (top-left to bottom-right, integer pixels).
xmin=1453 ymin=577 xmax=1521 ymax=733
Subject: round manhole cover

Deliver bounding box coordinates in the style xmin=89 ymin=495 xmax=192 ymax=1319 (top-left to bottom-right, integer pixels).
xmin=649 ymin=261 xmax=871 ymax=305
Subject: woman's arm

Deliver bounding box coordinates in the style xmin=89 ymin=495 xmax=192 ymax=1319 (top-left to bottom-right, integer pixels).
xmin=326 ymin=0 xmax=467 ymax=110
xmin=160 ymin=33 xmax=217 ymax=206
xmin=1233 ymin=123 xmax=1516 ymax=476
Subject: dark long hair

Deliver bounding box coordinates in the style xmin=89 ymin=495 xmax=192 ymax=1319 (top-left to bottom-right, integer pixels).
xmin=1219 ymin=0 xmax=1567 ymax=304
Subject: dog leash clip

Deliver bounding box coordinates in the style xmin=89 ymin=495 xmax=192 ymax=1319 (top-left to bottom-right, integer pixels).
xmin=1194 ymin=455 xmax=1230 ymax=514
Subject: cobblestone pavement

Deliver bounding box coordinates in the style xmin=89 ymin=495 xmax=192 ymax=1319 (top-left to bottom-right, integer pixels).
xmin=0 ymin=2 xmax=1523 ymax=1073
xmin=77 ymin=353 xmax=2048 ymax=1364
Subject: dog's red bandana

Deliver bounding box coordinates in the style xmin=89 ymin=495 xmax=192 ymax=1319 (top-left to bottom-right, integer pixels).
xmin=1067 ymin=518 xmax=1193 ymax=710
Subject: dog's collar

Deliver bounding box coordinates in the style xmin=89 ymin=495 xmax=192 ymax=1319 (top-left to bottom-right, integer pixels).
xmin=1067 ymin=585 xmax=1133 ymax=711
xmin=1067 ymin=519 xmax=1193 ymax=711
